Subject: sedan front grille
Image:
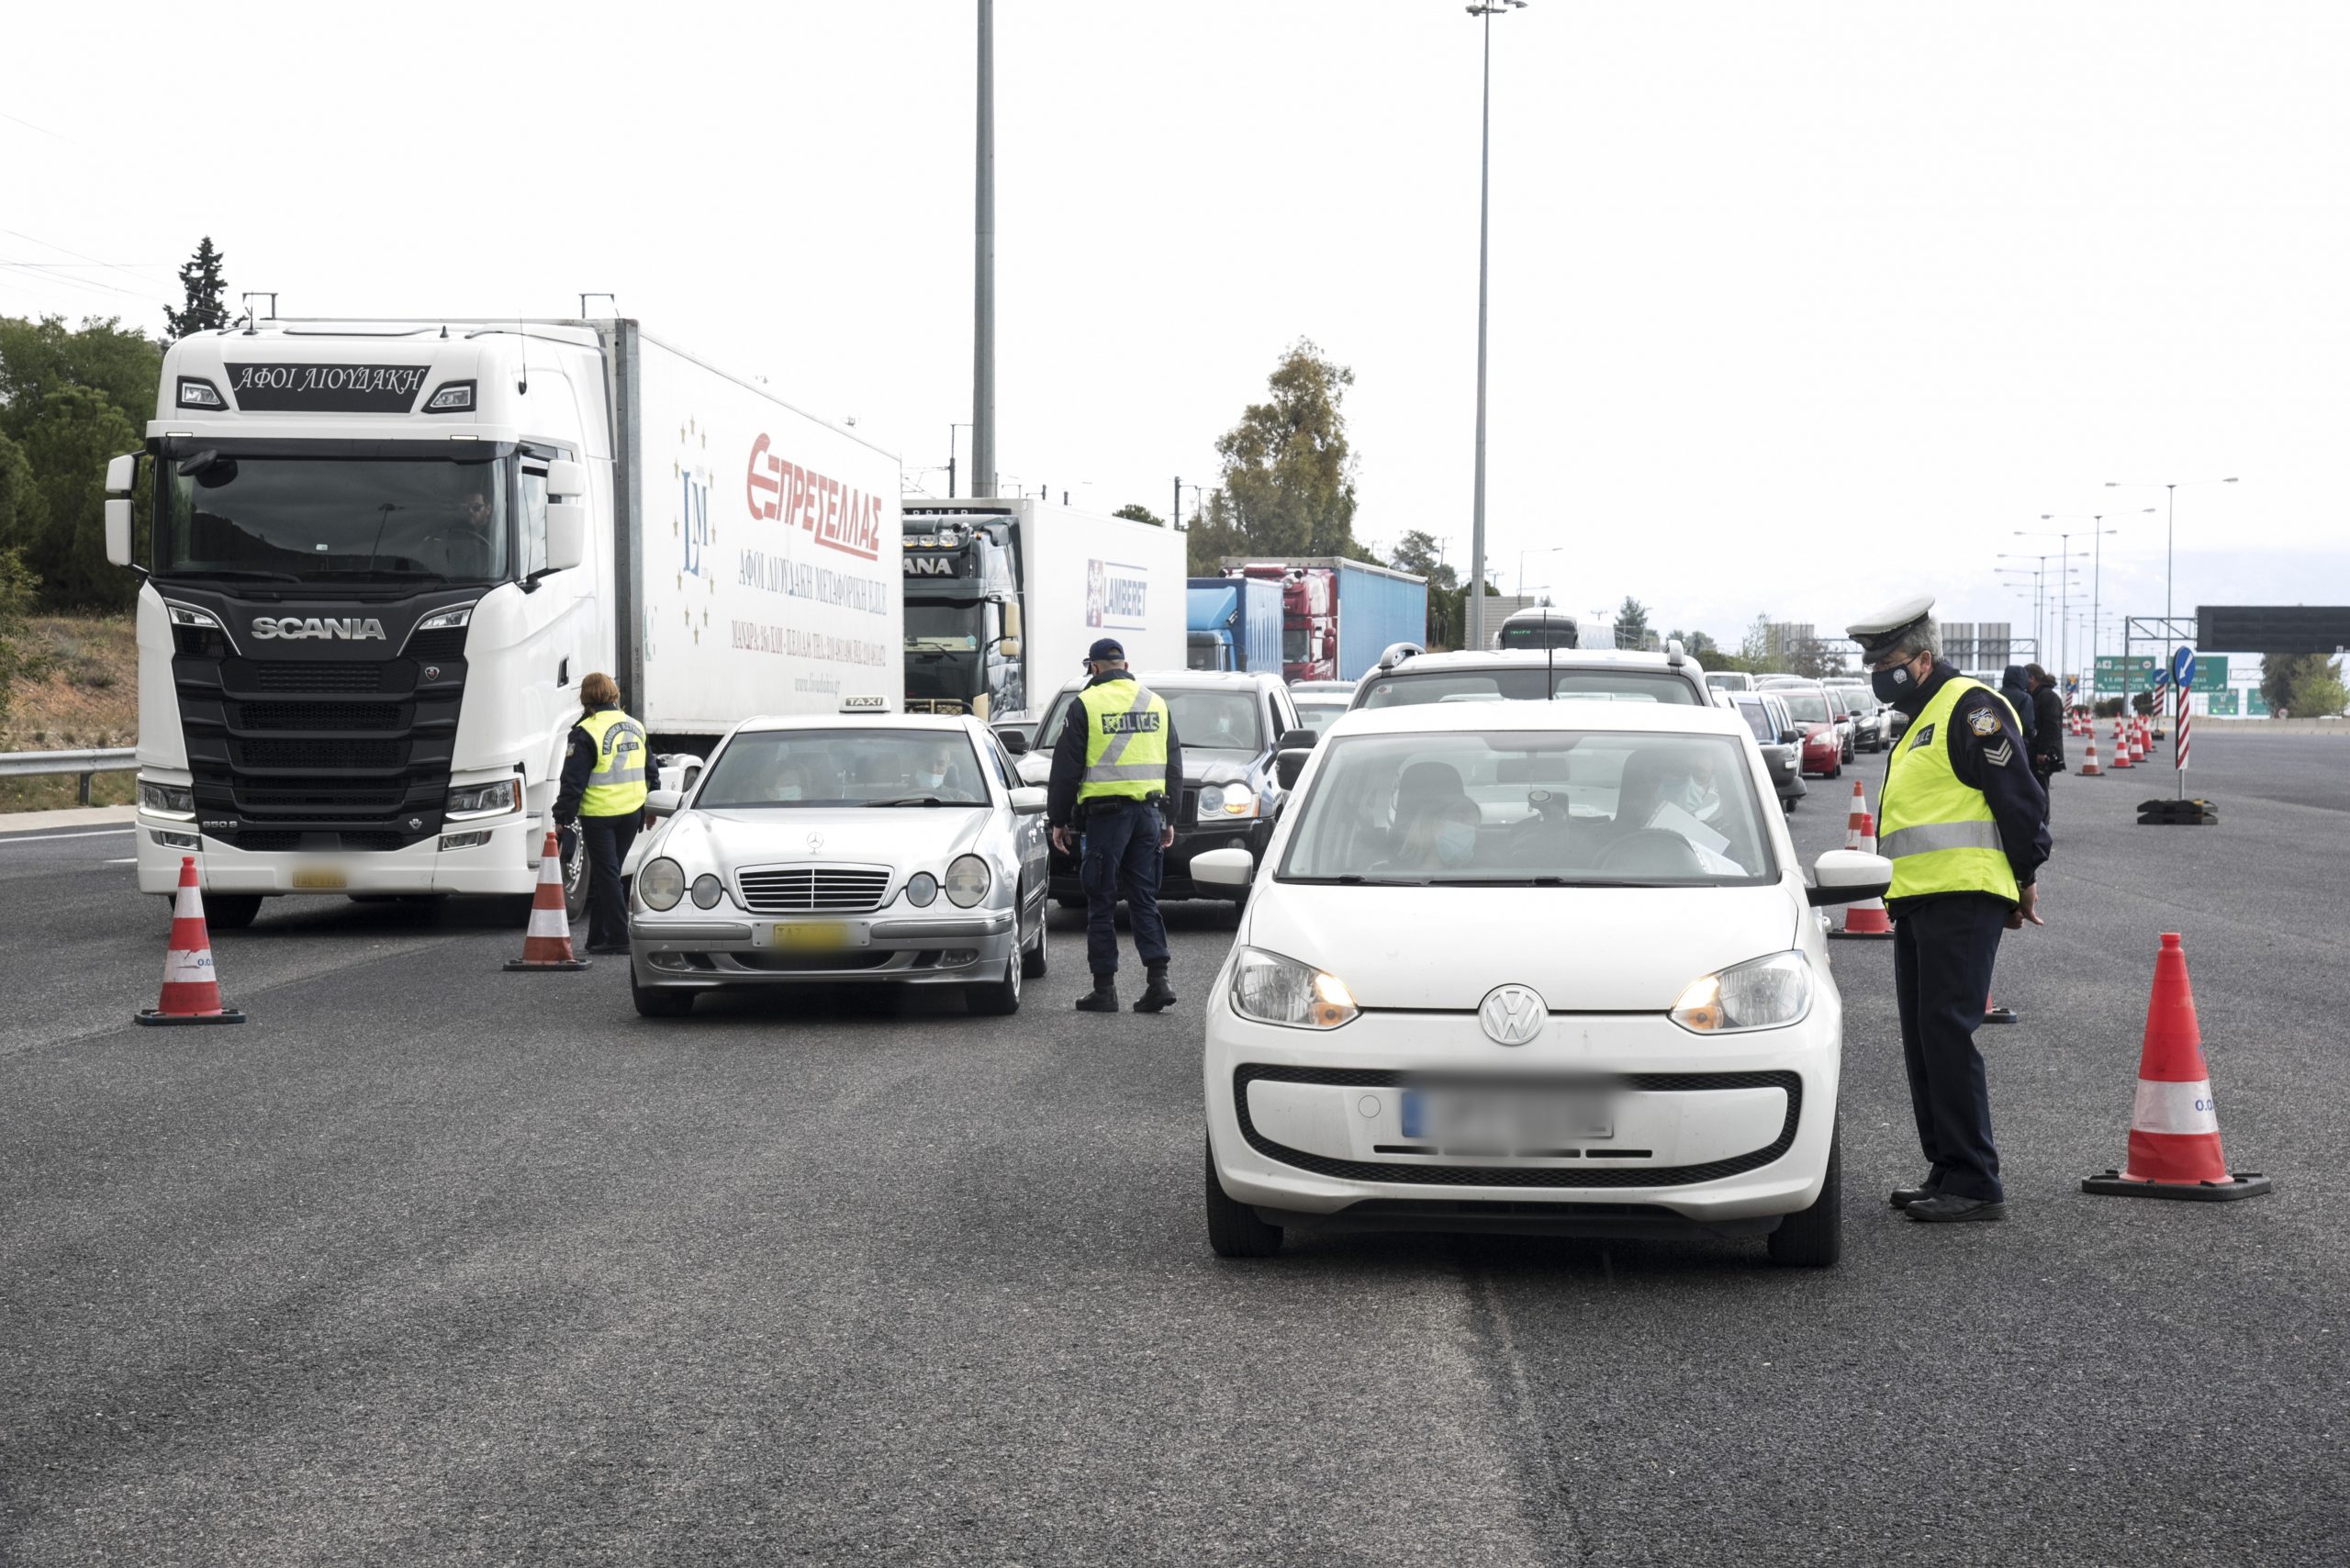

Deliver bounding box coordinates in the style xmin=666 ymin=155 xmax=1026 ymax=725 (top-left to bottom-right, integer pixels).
xmin=736 ymin=866 xmax=892 ymax=914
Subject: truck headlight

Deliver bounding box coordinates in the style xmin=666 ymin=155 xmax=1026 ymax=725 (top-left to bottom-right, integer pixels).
xmin=640 ymin=857 xmax=686 ymax=911
xmin=417 ymin=602 xmax=476 ymax=632
xmin=139 ymin=779 xmax=196 ymax=820
xmin=1230 ymin=946 xmax=1358 ymax=1030
xmin=444 ymin=778 xmax=520 ymax=819
xmin=945 ymin=855 xmax=990 ymax=908
xmin=1671 ymin=951 xmax=1812 ymax=1034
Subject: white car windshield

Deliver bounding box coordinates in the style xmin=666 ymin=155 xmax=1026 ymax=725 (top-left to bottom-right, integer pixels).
xmin=1278 ymin=730 xmax=1776 ymax=887
xmin=697 ymin=729 xmax=990 ymax=807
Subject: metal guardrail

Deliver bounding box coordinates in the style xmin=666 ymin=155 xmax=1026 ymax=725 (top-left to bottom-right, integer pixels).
xmin=0 ymin=747 xmax=139 ymax=804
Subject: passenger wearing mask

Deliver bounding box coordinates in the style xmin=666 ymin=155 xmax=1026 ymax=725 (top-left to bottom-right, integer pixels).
xmin=1379 ymin=795 xmax=1483 ymax=874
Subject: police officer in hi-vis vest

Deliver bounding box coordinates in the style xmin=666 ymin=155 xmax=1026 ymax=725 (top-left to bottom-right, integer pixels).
xmin=554 ymin=671 xmax=649 ymax=956
xmin=1848 ymin=596 xmax=2050 ymax=1224
xmin=1046 ymin=638 xmax=1183 ymax=1014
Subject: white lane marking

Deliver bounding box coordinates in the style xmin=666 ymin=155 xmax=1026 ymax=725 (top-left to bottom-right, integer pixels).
xmin=104 ymin=857 xmax=138 ymax=865
xmin=0 ymin=828 xmax=137 ymax=846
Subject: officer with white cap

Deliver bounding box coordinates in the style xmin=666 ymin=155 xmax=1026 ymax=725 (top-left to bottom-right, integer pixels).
xmin=1847 ymin=594 xmax=2050 ymax=1224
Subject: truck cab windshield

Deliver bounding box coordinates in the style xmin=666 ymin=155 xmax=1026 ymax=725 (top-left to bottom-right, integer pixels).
xmin=904 ymin=600 xmax=987 ymax=652
xmin=157 ymin=454 xmax=510 ymax=583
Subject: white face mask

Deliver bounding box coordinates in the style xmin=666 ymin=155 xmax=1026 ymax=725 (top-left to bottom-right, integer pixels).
xmin=920 ymin=770 xmax=946 ymax=789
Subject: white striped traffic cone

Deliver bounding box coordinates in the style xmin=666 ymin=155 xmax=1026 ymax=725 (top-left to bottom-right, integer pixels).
xmin=136 ymin=856 xmax=247 ymax=1025
xmin=1830 ymin=791 xmax=1894 ymax=941
xmin=2083 ymin=933 xmax=2270 ymax=1202
xmin=2111 ymin=719 xmax=2132 ymax=768
xmin=1841 ymin=778 xmax=1870 ymax=850
xmin=2079 ymin=733 xmax=2102 ymax=776
xmin=504 ymin=828 xmax=591 ymax=971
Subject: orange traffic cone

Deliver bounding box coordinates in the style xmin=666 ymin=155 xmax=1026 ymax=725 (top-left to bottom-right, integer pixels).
xmin=2132 ymin=720 xmax=2149 ymax=763
xmin=2079 ymin=734 xmax=2102 ymax=776
xmin=1830 ymin=782 xmax=1893 ymax=940
xmin=504 ymin=828 xmax=591 ymax=971
xmin=136 ymin=856 xmax=246 ymax=1025
xmin=1985 ymin=991 xmax=2018 ymax=1025
xmin=2111 ymin=720 xmax=2132 ymax=768
xmin=2084 ymin=933 xmax=2271 ymax=1201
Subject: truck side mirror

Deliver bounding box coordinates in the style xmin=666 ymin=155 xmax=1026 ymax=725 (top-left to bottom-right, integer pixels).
xmin=544 ymin=501 xmax=587 ymax=572
xmin=105 ymin=454 xmax=137 ymax=495
xmin=106 ymin=500 xmax=134 ymax=567
xmin=545 ymin=459 xmax=587 ymax=498
xmin=1001 ymin=600 xmax=1023 ymax=641
xmin=996 ymin=635 xmax=1023 ymax=659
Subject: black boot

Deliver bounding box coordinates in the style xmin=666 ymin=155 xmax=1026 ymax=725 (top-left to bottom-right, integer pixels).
xmin=1135 ymin=964 xmax=1178 ymax=1013
xmin=1074 ymin=974 xmax=1119 ymax=1013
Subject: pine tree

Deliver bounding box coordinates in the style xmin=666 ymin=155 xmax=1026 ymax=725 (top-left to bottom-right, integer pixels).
xmin=163 ymin=238 xmax=231 ymax=342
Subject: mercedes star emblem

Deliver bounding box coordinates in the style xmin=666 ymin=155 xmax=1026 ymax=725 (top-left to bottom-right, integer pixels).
xmin=1478 ymin=984 xmax=1547 ymax=1047
xmin=806 ymin=832 xmax=825 ymax=854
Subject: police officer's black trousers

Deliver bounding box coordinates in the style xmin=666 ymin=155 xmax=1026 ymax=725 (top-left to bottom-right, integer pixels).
xmin=1891 ymin=893 xmax=2008 ymax=1202
xmin=583 ymin=812 xmax=639 ymax=950
xmin=1080 ymin=801 xmax=1170 ymax=980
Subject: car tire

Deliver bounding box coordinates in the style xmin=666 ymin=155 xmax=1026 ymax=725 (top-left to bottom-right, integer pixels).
xmin=631 ymin=969 xmax=694 ymax=1018
xmin=1767 ymin=1121 xmax=1841 ymax=1267
xmin=967 ymin=951 xmax=1023 ymax=1015
xmin=1203 ymin=1136 xmax=1283 ymax=1258
xmin=1829 ymin=760 xmax=1842 ymax=779
xmin=1021 ymin=902 xmax=1048 ymax=979
xmin=205 ymin=893 xmax=263 ymax=930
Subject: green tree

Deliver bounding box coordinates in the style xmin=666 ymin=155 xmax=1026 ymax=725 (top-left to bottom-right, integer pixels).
xmin=0 ymin=431 xmax=44 ymax=558
xmin=2262 ymin=652 xmax=2344 ymax=718
xmin=164 ymin=237 xmax=232 ymax=342
xmin=21 ymin=387 xmax=141 ymax=610
xmin=1614 ymin=596 xmax=1651 ymax=651
xmin=2291 ymin=666 xmax=2349 ymax=718
xmin=0 ymin=546 xmax=36 ymax=732
xmin=1111 ymin=503 xmax=1166 ymax=527
xmin=1209 ymin=339 xmax=1360 ymax=561
xmin=0 ymin=315 xmax=162 ymax=442
xmin=1387 ymin=530 xmax=1461 ymax=647
xmin=1665 ymin=627 xmax=1721 ymax=659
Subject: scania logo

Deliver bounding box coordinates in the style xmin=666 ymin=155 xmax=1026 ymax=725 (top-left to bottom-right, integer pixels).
xmin=1478 ymin=984 xmax=1547 ymax=1047
xmin=251 ymin=616 xmax=386 ymax=642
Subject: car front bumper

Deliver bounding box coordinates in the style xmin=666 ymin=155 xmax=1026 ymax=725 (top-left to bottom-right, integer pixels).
xmin=628 ymin=906 xmax=1019 ymax=991
xmin=1204 ymin=986 xmax=1841 ymax=1233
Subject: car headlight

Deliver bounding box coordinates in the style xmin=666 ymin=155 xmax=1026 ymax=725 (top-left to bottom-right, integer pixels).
xmin=639 ymin=857 xmax=685 ymax=911
xmin=1671 ymin=951 xmax=1812 ymax=1034
xmin=1198 ymin=783 xmax=1225 ymax=816
xmin=443 ymin=778 xmax=520 ymax=819
xmin=945 ymin=854 xmax=990 ymax=908
xmin=905 ymin=872 xmax=939 ymax=907
xmin=690 ymin=873 xmax=723 ymax=909
xmin=1216 ymin=790 xmax=1259 ymax=818
xmin=139 ymin=779 xmax=196 ymax=819
xmin=1230 ymin=946 xmax=1358 ymax=1030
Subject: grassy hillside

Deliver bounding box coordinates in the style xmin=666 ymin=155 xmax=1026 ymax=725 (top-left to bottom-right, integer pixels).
xmin=1 ymin=615 xmax=139 ymax=812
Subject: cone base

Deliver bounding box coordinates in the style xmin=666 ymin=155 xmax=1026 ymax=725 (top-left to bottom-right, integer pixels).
xmin=135 ymin=1007 xmax=247 ymax=1026
xmin=1983 ymin=1005 xmax=2020 ymax=1025
xmin=503 ymin=958 xmax=592 ymax=971
xmin=2081 ymin=1170 xmax=2272 ymax=1203
xmin=1828 ymin=929 xmax=1894 ymax=941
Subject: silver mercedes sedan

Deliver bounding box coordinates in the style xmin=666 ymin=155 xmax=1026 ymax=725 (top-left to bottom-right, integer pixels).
xmin=625 ymin=714 xmax=1051 ymax=1018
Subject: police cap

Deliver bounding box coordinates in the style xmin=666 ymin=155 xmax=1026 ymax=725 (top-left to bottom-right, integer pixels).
xmin=1086 ymin=637 xmax=1125 ymax=663
xmin=1845 ymin=593 xmax=1935 ymax=662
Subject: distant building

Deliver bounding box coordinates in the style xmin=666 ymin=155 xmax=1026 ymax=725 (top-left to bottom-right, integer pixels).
xmin=1942 ymin=621 xmax=2014 ymax=670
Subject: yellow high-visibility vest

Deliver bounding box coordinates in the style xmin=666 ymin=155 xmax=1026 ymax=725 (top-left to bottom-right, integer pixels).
xmin=577 ymin=708 xmax=649 ymax=818
xmin=1076 ymin=679 xmax=1169 ymax=804
xmin=1880 ymin=676 xmax=2020 ymax=903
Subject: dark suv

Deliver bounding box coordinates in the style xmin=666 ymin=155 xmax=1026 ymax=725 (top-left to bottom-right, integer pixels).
xmin=1019 ymin=669 xmax=1302 ymax=905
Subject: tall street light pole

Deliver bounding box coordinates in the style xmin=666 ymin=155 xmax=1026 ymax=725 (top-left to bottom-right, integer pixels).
xmin=2012 ymin=527 xmax=2097 ymax=688
xmin=1464 ymin=0 xmax=1527 ymax=653
xmin=2104 ymin=476 xmax=2237 ymax=637
xmin=2037 ymin=510 xmax=2150 ymax=701
xmin=971 ymin=0 xmax=997 ymax=498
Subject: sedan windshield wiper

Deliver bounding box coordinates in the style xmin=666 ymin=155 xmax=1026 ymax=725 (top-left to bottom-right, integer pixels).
xmin=867 ymin=795 xmax=982 ymax=808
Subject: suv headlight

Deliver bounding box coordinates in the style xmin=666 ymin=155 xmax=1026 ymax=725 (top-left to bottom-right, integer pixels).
xmin=639 ymin=857 xmax=686 ymax=911
xmin=1230 ymin=946 xmax=1358 ymax=1030
xmin=945 ymin=854 xmax=990 ymax=908
xmin=139 ymin=779 xmax=196 ymax=820
xmin=1671 ymin=951 xmax=1812 ymax=1034
xmin=443 ymin=778 xmax=520 ymax=819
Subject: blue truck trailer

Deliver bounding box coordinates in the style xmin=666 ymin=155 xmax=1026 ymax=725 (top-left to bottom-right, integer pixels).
xmin=1185 ymin=577 xmax=1283 ymax=672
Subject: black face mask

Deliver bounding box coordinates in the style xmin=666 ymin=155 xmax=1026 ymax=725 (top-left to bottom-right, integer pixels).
xmin=1872 ymin=662 xmax=1919 ymax=705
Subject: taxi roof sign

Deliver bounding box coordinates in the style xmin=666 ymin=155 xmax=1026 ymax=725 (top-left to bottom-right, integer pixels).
xmin=840 ymin=695 xmax=891 ymax=712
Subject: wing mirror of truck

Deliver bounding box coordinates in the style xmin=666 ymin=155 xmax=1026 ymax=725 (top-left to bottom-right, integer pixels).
xmin=544 ymin=501 xmax=587 ymax=572
xmin=1806 ymin=849 xmax=1893 ymax=907
xmin=544 ymin=459 xmax=587 ymax=498
xmin=105 ymin=499 xmax=134 ymax=567
xmin=1001 ymin=600 xmax=1023 ymax=641
xmin=995 ymin=635 xmax=1023 ymax=659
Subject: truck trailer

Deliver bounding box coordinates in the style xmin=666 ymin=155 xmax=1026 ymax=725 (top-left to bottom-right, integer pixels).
xmin=106 ymin=317 xmax=901 ymax=925
xmin=1185 ymin=576 xmax=1282 ymax=672
xmin=1220 ymin=557 xmax=1427 ymax=682
xmin=901 ymin=498 xmax=1184 ymax=722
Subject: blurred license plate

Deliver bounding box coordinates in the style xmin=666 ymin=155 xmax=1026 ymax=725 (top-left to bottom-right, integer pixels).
xmin=755 ymin=922 xmax=853 ymax=949
xmin=290 ymin=868 xmax=346 ymax=890
xmin=1401 ymin=1087 xmax=1613 ymax=1148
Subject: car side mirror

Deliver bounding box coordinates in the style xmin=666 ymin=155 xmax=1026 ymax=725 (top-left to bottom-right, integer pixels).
xmin=1276 ymin=728 xmax=1320 ymax=752
xmin=1009 ymin=785 xmax=1048 ymax=814
xmin=1274 ymin=748 xmax=1311 ymax=790
xmin=997 ymin=729 xmax=1029 ymax=756
xmin=1807 ymin=848 xmax=1893 ymax=907
xmin=1780 ymin=728 xmax=1802 ymax=745
xmin=544 ymin=501 xmax=586 ymax=572
xmin=1191 ymin=846 xmax=1254 ymax=887
xmin=643 ymin=789 xmax=684 ymax=821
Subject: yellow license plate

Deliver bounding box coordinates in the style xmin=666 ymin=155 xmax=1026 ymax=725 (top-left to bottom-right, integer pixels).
xmin=291 ymin=868 xmax=347 ymax=890
xmin=767 ymin=922 xmax=848 ymax=949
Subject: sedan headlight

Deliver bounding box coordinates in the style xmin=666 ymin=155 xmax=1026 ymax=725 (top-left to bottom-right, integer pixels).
xmin=444 ymin=778 xmax=520 ymax=819
xmin=1230 ymin=946 xmax=1358 ymax=1031
xmin=639 ymin=857 xmax=686 ymax=911
xmin=1671 ymin=951 xmax=1813 ymax=1034
xmin=905 ymin=872 xmax=939 ymax=907
xmin=690 ymin=873 xmax=723 ymax=909
xmin=945 ymin=854 xmax=990 ymax=908
xmin=1196 ymin=783 xmax=1259 ymax=819
xmin=139 ymin=779 xmax=196 ymax=819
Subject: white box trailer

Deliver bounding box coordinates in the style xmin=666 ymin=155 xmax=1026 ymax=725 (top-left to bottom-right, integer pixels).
xmin=106 ymin=318 xmax=900 ymax=924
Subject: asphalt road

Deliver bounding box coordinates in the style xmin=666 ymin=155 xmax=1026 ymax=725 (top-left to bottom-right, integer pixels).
xmin=5 ymin=733 xmax=2343 ymax=1566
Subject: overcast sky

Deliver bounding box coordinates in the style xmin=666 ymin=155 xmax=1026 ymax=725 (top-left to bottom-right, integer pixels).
xmin=6 ymin=1 xmax=2344 ymax=666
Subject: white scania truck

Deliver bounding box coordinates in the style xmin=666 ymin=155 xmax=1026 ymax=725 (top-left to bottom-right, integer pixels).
xmin=106 ymin=319 xmax=901 ymax=925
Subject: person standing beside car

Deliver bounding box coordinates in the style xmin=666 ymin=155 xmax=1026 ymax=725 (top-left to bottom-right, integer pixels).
xmin=1848 ymin=598 xmax=2050 ymax=1225
xmin=553 ymin=671 xmax=648 ymax=957
xmin=1047 ymin=638 xmax=1184 ymax=1014
xmin=2024 ymin=664 xmax=2067 ymax=818
xmin=2000 ymin=665 xmax=2038 ymax=752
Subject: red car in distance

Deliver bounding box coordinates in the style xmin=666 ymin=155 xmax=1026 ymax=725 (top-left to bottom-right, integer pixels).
xmin=1769 ymin=682 xmax=1847 ymax=778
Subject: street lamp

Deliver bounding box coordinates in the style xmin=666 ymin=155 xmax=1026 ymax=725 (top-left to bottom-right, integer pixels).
xmin=1517 ymin=543 xmax=1566 ymax=599
xmin=1996 ymin=554 xmax=2079 ymax=664
xmin=1463 ymin=0 xmax=1528 ymax=653
xmin=2103 ymin=476 xmax=2238 ymax=635
xmin=2011 ymin=526 xmax=2098 ymax=689
xmin=2033 ymin=510 xmax=2151 ymax=701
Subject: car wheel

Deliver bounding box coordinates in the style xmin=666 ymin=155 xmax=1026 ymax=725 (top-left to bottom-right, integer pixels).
xmin=967 ymin=951 xmax=1023 ymax=1015
xmin=631 ymin=968 xmax=694 ymax=1018
xmin=1767 ymin=1120 xmax=1841 ymax=1267
xmin=1021 ymin=902 xmax=1048 ymax=979
xmin=205 ymin=893 xmax=263 ymax=930
xmin=1203 ymin=1136 xmax=1283 ymax=1258
xmin=1829 ymin=760 xmax=1842 ymax=779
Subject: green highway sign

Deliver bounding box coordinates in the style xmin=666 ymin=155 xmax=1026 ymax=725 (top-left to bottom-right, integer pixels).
xmin=2248 ymin=689 xmax=2270 ymax=716
xmin=2094 ymin=653 xmax=2228 ymax=692
xmin=2207 ymin=689 xmax=2240 ymax=716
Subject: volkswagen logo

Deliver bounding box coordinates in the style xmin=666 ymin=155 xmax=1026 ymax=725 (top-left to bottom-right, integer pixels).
xmin=1478 ymin=984 xmax=1547 ymax=1047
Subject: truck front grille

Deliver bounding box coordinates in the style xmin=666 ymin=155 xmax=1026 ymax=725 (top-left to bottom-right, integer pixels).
xmin=232 ymin=737 xmax=408 ymax=770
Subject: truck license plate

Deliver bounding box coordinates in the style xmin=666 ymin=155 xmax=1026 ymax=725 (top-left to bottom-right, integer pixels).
xmin=756 ymin=922 xmax=854 ymax=950
xmin=291 ymin=868 xmax=347 ymax=890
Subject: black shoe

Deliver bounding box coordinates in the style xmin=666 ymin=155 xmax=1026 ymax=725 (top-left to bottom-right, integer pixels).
xmin=1906 ymin=1193 xmax=2006 ymax=1224
xmin=1135 ymin=968 xmax=1178 ymax=1013
xmin=1889 ymin=1184 xmax=1940 ymax=1209
xmin=1074 ymin=980 xmax=1119 ymax=1014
